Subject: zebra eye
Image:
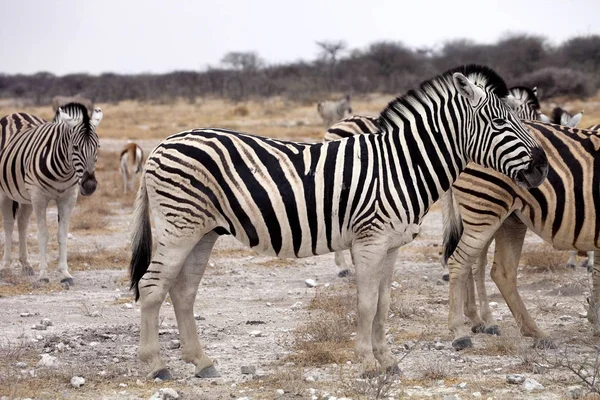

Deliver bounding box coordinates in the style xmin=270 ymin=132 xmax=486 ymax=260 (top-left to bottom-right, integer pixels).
xmin=493 ymin=118 xmax=507 ymax=126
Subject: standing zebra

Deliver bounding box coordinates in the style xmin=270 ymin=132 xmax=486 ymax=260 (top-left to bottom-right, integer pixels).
xmin=0 ymin=103 xmax=102 ymax=285
xmin=120 ymin=142 xmax=144 ymax=193
xmin=442 ymin=122 xmax=600 ymax=350
xmin=130 ymin=65 xmax=548 ymax=379
xmin=323 ymin=86 xmax=543 ymax=278
xmin=316 ymin=94 xmax=352 ymax=128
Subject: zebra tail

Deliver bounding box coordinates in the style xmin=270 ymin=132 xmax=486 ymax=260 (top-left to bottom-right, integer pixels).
xmin=441 ymin=188 xmax=463 ymax=266
xmin=130 ymin=176 xmax=152 ymax=301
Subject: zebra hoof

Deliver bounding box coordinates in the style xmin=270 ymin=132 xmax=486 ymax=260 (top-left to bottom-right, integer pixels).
xmin=338 ymin=269 xmax=351 ymax=278
xmin=484 ymin=325 xmax=501 ymax=336
xmin=452 ymin=337 xmax=473 ymax=351
xmin=471 ymin=323 xmax=486 ymax=334
xmin=533 ymin=338 xmax=556 ymax=349
xmin=195 ymin=365 xmax=220 ymax=378
xmin=152 ymin=368 xmax=173 ymax=380
xmin=442 ymin=273 xmax=449 ymax=282
xmin=60 ymin=277 xmax=74 ymax=286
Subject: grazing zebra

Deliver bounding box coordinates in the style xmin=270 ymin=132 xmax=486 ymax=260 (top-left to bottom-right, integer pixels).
xmin=130 ymin=65 xmax=548 ymax=379
xmin=442 ymin=122 xmax=600 ymax=350
xmin=120 ymin=142 xmax=144 ymax=193
xmin=549 ymin=106 xmax=583 ymax=128
xmin=324 ymin=86 xmax=543 ymax=278
xmin=316 ymin=94 xmax=352 ymax=128
xmin=0 ymin=103 xmax=102 ymax=285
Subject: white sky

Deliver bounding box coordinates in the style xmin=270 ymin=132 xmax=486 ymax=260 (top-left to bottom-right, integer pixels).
xmin=1 ymin=0 xmax=598 ymax=76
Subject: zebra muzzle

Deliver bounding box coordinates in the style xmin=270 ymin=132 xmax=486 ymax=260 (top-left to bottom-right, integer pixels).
xmin=80 ymin=171 xmax=98 ymax=196
xmin=514 ymin=146 xmax=548 ymax=189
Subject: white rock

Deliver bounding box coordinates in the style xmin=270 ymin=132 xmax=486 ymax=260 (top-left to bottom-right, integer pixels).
xmin=90 ymin=311 xmax=101 ymax=317
xmin=70 ymin=376 xmax=85 ymax=388
xmin=37 ymin=354 xmax=57 ymax=367
xmin=249 ymin=330 xmax=263 ymax=337
xmin=68 ymin=233 xmax=74 ymax=239
xmin=125 ymin=303 xmax=134 ymax=309
xmin=290 ymin=301 xmax=303 ymax=310
xmin=56 ymin=342 xmax=66 ymax=352
xmin=119 ymin=383 xmax=128 ymax=388
xmin=305 ymin=375 xmax=315 ymax=382
xmin=136 ymin=379 xmax=144 ymax=386
xmin=567 ymin=385 xmax=583 ymax=399
xmin=89 ymin=341 xmax=99 ymax=347
xmin=458 ymin=382 xmax=467 ymax=389
xmin=167 ymin=340 xmax=180 ymax=349
xmin=40 ymin=318 xmax=53 ymax=326
xmin=158 ymin=388 xmax=179 ymax=399
xmin=506 ymin=374 xmax=525 ymax=384
xmin=305 ymin=279 xmax=317 ymax=288
xmin=276 ymin=389 xmax=285 ymax=395
xmin=98 ymin=370 xmax=107 ymax=376
xmin=15 ymin=361 xmax=27 ymax=368
xmin=391 ymin=281 xmax=400 ymax=289
xmin=433 ymin=342 xmax=445 ymax=350
xmin=522 ymin=378 xmax=544 ymax=391
xmin=489 ymin=302 xmax=499 ymax=308
xmin=472 ymin=392 xmax=482 ymax=398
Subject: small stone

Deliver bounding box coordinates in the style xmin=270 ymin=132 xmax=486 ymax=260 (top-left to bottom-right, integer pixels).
xmin=119 ymin=383 xmax=127 ymax=388
xmin=567 ymin=385 xmax=583 ymax=399
xmin=89 ymin=341 xmax=99 ymax=347
xmin=70 ymin=376 xmax=85 ymax=388
xmin=489 ymin=302 xmax=499 ymax=308
xmin=124 ymin=303 xmax=133 ymax=309
xmin=32 ymin=324 xmax=47 ymax=330
xmin=266 ymin=302 xmax=272 ymax=307
xmin=391 ymin=281 xmax=400 ymax=289
xmin=290 ymin=301 xmax=303 ymax=310
xmin=276 ymin=389 xmax=285 ymax=395
xmin=55 ymin=342 xmax=66 ymax=352
xmin=433 ymin=342 xmax=445 ymax=350
xmin=305 ymin=279 xmax=317 ymax=288
xmin=37 ymin=354 xmax=57 ymax=367
xmin=156 ymin=388 xmax=179 ymax=399
xmin=167 ymin=340 xmax=180 ymax=349
xmin=194 ymin=314 xmax=205 ymax=321
xmin=20 ymin=312 xmax=31 ymax=317
xmin=436 ymin=279 xmax=445 ymax=286
xmin=458 ymin=382 xmax=467 ymax=389
xmin=67 ymin=233 xmax=74 ymax=239
xmin=559 ymin=315 xmax=573 ymax=321
xmin=241 ymin=365 xmax=256 ymax=375
xmin=578 ymin=311 xmax=588 ymax=319
xmin=522 ymin=378 xmax=544 ymax=391
xmin=90 ymin=311 xmax=101 ymax=317
xmin=305 ymin=375 xmax=315 ymax=382
xmin=472 ymin=392 xmax=482 ymax=398
xmin=98 ymin=370 xmax=107 ymax=376
xmin=15 ymin=361 xmax=27 ymax=368
xmin=506 ymin=374 xmax=525 ymax=384
xmin=136 ymin=379 xmax=144 ymax=387
xmin=154 ymin=377 xmax=163 ymax=383
xmin=249 ymin=330 xmax=263 ymax=337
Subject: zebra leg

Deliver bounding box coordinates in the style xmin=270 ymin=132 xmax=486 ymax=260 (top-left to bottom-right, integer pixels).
xmin=169 ymin=232 xmax=219 ymax=378
xmin=138 ymin=234 xmax=204 ymax=380
xmin=31 ymin=193 xmax=50 ymax=283
xmin=56 ymin=189 xmax=78 ymax=285
xmin=587 ymin=256 xmax=600 ymax=333
xmin=371 ymin=248 xmax=400 ymax=373
xmin=352 ymin=241 xmax=390 ymax=373
xmin=490 ymin=220 xmax=553 ymax=348
xmin=334 ymin=250 xmax=353 ymax=278
xmin=584 ymin=251 xmax=595 ymax=272
xmin=463 ymin=267 xmax=485 ymax=333
xmin=566 ymin=250 xmax=577 ymax=269
xmin=16 ymin=204 xmax=33 ymax=276
xmin=0 ymin=195 xmax=15 ymax=275
xmin=473 ymin=241 xmax=499 ymax=335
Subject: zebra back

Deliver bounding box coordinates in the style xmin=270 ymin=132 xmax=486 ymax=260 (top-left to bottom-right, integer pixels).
xmin=324 ymin=115 xmax=379 ymax=142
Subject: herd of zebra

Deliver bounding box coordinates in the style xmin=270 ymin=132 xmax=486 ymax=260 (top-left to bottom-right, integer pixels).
xmin=0 ymin=64 xmax=598 ymax=380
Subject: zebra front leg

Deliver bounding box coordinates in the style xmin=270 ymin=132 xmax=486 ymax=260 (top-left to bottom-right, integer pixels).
xmin=352 ymin=241 xmax=389 ymax=374
xmin=56 ymin=189 xmax=78 ymax=285
xmin=169 ymin=232 xmax=219 ymax=378
xmin=584 ymin=251 xmax=595 ymax=272
xmin=334 ymin=250 xmax=353 ymax=278
xmin=16 ymin=204 xmax=33 ymax=276
xmin=371 ymin=248 xmax=400 ymax=373
xmin=31 ymin=194 xmax=50 ymax=283
xmin=463 ymin=267 xmax=486 ymax=333
xmin=472 ymin=241 xmax=500 ymax=335
xmin=0 ymin=195 xmax=15 ymax=276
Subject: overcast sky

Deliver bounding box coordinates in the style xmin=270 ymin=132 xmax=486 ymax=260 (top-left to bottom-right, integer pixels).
xmin=1 ymin=0 xmax=598 ymax=76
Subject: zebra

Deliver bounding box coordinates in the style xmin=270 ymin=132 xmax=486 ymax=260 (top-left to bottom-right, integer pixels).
xmin=120 ymin=142 xmax=144 ymax=193
xmin=549 ymin=106 xmax=583 ymax=128
xmin=324 ymin=86 xmax=543 ymax=278
xmin=442 ymin=122 xmax=600 ymax=350
xmin=0 ymin=103 xmax=102 ymax=285
xmin=316 ymin=94 xmax=352 ymax=128
xmin=129 ymin=65 xmax=548 ymax=379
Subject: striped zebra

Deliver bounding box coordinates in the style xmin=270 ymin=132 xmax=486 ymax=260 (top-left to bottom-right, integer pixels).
xmin=549 ymin=106 xmax=583 ymax=128
xmin=129 ymin=65 xmax=549 ymax=379
xmin=442 ymin=122 xmax=600 ymax=350
xmin=324 ymin=86 xmax=543 ymax=278
xmin=316 ymin=94 xmax=352 ymax=128
xmin=120 ymin=142 xmax=144 ymax=193
xmin=0 ymin=103 xmax=102 ymax=285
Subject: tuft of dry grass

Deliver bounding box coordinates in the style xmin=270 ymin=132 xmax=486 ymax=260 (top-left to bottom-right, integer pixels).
xmin=521 ymin=243 xmax=568 ymax=273
xmin=419 ymin=359 xmax=450 ymax=380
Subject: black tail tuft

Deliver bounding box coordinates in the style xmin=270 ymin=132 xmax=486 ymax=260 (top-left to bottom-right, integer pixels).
xmin=130 ymin=178 xmax=152 ymax=301
xmin=441 ymin=189 xmax=464 ymax=266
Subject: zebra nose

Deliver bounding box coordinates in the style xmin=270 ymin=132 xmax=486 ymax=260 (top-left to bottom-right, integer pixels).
xmin=80 ymin=171 xmax=98 ymax=196
xmin=515 ymin=146 xmax=548 ymax=188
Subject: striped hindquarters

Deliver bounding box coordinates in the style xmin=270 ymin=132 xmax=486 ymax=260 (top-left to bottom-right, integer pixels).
xmin=324 ymin=116 xmax=379 ymax=142
xmin=0 ymin=113 xmax=46 ymax=149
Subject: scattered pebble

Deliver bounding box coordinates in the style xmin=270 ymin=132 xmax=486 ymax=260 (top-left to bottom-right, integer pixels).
xmin=457 ymin=382 xmax=467 ymax=389
xmin=290 ymin=301 xmax=303 ymax=310
xmin=90 ymin=311 xmax=101 ymax=318
xmin=37 ymin=354 xmax=57 ymax=368
xmin=506 ymin=374 xmax=525 ymax=384
xmin=167 ymin=340 xmax=180 ymax=350
xmin=32 ymin=324 xmax=47 ymax=331
xmin=15 ymin=362 xmax=27 ymax=368
xmin=443 ymin=395 xmax=461 ymax=400
xmin=119 ymin=383 xmax=128 ymax=388
xmin=559 ymin=315 xmax=573 ymax=321
xmin=149 ymin=388 xmax=179 ymax=400
xmin=433 ymin=342 xmax=445 ymax=350
xmin=124 ymin=303 xmax=134 ymax=309
xmin=489 ymin=302 xmax=499 ymax=308
xmin=472 ymin=392 xmax=482 ymax=398
xmin=305 ymin=375 xmax=315 ymax=382
xmin=249 ymin=330 xmax=263 ymax=337
xmin=522 ymin=378 xmax=544 ymax=391
xmin=276 ymin=389 xmax=285 ymax=395
xmin=241 ymin=365 xmax=256 ymax=375
xmin=70 ymin=376 xmax=85 ymax=388
xmin=67 ymin=233 xmax=74 ymax=239
xmin=194 ymin=314 xmax=205 ymax=321
xmin=304 ymin=279 xmax=317 ymax=288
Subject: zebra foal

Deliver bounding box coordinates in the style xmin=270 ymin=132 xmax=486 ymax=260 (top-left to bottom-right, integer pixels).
xmin=130 ymin=65 xmax=548 ymax=379
xmin=0 ymin=103 xmax=102 ymax=285
xmin=120 ymin=142 xmax=144 ymax=193
xmin=316 ymin=94 xmax=352 ymax=127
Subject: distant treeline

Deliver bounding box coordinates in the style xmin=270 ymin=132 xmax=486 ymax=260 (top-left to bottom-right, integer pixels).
xmin=1 ymin=34 xmax=599 ymax=105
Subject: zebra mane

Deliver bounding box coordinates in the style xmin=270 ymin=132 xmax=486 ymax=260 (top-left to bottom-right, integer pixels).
xmin=378 ymin=65 xmax=509 ymax=128
xmin=54 ymin=102 xmax=94 ymax=133
xmin=550 ymin=107 xmax=570 ymax=124
xmin=509 ymin=86 xmax=540 ymax=110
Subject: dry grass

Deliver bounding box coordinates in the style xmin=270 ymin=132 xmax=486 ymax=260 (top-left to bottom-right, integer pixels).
xmin=285 ymin=288 xmax=356 ymax=366
xmin=68 ymin=244 xmax=129 ymax=272
xmin=419 ymin=359 xmax=450 ymax=380
xmin=521 ymin=243 xmax=568 ymax=273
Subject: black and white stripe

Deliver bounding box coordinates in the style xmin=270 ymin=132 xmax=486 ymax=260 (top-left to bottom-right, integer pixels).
xmin=0 ymin=103 xmax=102 ymax=284
xmin=129 ymin=65 xmax=548 ymax=379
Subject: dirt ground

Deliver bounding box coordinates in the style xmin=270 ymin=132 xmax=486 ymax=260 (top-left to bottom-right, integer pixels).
xmin=0 ymin=96 xmax=599 ymax=399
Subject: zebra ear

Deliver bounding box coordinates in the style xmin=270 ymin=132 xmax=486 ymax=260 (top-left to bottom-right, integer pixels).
xmin=566 ymin=111 xmax=583 ymax=128
xmin=452 ymin=73 xmax=484 ymax=106
xmin=532 ymin=87 xmax=538 ymax=98
xmin=539 ymin=113 xmax=551 ymax=123
xmin=57 ymin=108 xmax=80 ymax=128
xmin=91 ymin=108 xmax=103 ymax=127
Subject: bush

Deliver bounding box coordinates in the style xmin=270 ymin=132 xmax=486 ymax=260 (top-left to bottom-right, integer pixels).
xmin=517 ymin=67 xmax=595 ymax=100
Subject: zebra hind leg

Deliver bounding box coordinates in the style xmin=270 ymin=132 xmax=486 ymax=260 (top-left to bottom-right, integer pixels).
xmin=31 ymin=192 xmax=51 ymax=283
xmin=334 ymin=250 xmax=353 ymax=278
xmin=16 ymin=204 xmax=33 ymax=276
xmin=169 ymin=232 xmax=220 ymax=378
xmin=0 ymin=195 xmax=16 ymax=278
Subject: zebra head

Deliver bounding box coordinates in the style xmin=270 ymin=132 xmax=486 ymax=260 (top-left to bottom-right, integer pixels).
xmin=550 ymin=106 xmax=583 ymax=128
xmin=56 ymin=104 xmax=102 ymax=196
xmin=452 ymin=66 xmax=548 ymax=188
xmin=508 ymin=86 xmax=543 ymax=121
